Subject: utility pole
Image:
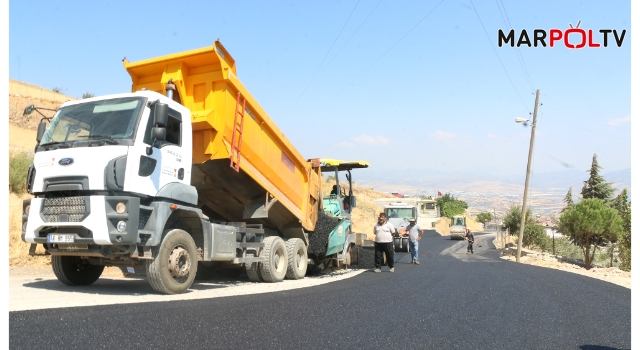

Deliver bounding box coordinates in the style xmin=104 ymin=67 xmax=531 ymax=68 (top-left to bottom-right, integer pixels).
xmin=493 ymin=208 xmax=497 ymax=230
xmin=516 ymin=89 xmax=540 ymax=263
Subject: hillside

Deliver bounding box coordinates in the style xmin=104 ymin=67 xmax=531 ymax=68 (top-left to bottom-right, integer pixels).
xmin=9 ymin=81 xmax=73 ymax=268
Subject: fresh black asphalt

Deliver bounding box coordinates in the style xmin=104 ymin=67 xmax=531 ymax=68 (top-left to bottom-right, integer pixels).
xmin=10 ymin=230 xmax=631 ymax=349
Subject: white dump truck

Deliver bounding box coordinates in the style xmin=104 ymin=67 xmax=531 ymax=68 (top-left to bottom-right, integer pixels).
xmin=20 ymin=42 xmax=367 ymax=294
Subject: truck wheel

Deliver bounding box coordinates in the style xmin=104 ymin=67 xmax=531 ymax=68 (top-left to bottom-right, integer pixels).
xmin=394 ymin=238 xmax=401 ymax=252
xmin=52 ymin=256 xmax=104 ymax=286
xmin=146 ymin=229 xmax=198 ymax=295
xmin=403 ymin=237 xmax=410 ymax=253
xmin=260 ymin=236 xmax=287 ymax=282
xmin=245 ymin=251 xmax=263 ymax=282
xmin=285 ymin=238 xmax=307 ymax=280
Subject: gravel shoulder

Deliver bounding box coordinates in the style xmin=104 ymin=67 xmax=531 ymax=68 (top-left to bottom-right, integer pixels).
xmin=498 ymin=245 xmax=631 ymax=289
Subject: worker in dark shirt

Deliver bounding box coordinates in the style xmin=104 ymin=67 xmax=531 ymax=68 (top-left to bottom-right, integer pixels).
xmin=464 ymin=228 xmax=475 ymax=254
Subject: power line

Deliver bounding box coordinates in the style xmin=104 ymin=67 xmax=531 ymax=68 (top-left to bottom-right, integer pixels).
xmin=317 ymin=0 xmax=384 ymax=79
xmin=286 ymin=0 xmax=362 ymax=117
xmin=330 ymin=0 xmax=447 ymax=99
xmin=469 ymin=0 xmax=530 ymax=113
xmin=495 ymin=0 xmax=534 ymax=92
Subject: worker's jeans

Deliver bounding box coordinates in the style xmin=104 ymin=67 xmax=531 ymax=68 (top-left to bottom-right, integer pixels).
xmin=467 ymin=241 xmax=474 ymax=253
xmin=409 ymin=241 xmax=419 ymax=261
xmin=374 ymin=242 xmax=394 ymax=269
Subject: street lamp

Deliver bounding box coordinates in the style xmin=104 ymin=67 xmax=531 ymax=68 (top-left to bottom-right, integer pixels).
xmin=515 ymin=89 xmax=540 ymax=263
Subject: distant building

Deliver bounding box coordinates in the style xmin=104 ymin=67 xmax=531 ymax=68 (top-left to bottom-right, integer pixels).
xmin=391 ymin=193 xmax=405 ymax=198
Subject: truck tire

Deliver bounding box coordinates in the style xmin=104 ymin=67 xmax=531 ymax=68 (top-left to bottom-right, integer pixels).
xmin=403 ymin=237 xmax=410 ymax=253
xmin=146 ymin=229 xmax=198 ymax=295
xmin=52 ymin=255 xmax=104 ymax=286
xmin=260 ymin=236 xmax=287 ymax=282
xmin=285 ymin=238 xmax=307 ymax=280
xmin=245 ymin=252 xmax=263 ymax=282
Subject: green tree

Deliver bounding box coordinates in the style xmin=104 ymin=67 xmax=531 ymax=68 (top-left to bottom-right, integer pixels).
xmin=436 ymin=193 xmax=468 ymax=217
xmin=561 ymin=186 xmax=574 ymax=213
xmin=476 ymin=212 xmax=492 ymax=224
xmin=440 ymin=201 xmax=466 ymax=217
xmin=581 ymin=154 xmax=615 ymax=202
xmin=611 ymin=189 xmax=631 ymax=271
xmin=502 ymin=205 xmax=532 ymax=236
xmin=558 ymin=198 xmax=623 ymax=270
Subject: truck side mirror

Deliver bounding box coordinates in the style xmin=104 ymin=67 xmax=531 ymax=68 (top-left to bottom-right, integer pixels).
xmin=154 ymin=103 xmax=169 ymax=128
xmin=152 ymin=127 xmax=166 ymax=142
xmin=351 ymin=196 xmax=357 ymax=208
xmin=36 ymin=121 xmax=47 ymax=143
xmin=24 ymin=104 xmax=35 ymax=116
xmin=146 ymin=127 xmax=166 ymax=155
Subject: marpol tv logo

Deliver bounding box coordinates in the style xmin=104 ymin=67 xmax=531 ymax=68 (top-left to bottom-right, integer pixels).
xmin=498 ymin=21 xmax=626 ymax=49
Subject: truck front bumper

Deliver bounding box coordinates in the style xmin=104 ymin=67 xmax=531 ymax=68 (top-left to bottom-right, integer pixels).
xmin=23 ymin=196 xmax=140 ymax=245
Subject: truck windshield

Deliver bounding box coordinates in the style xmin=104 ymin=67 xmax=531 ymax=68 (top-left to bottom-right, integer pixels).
xmin=451 ymin=217 xmax=466 ymax=226
xmin=40 ymin=97 xmax=145 ymax=146
xmin=386 ymin=208 xmax=414 ymax=219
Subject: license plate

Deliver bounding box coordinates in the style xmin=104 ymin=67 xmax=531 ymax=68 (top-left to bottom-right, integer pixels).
xmin=59 ymin=244 xmax=88 ymax=250
xmin=48 ymin=234 xmax=75 ymax=243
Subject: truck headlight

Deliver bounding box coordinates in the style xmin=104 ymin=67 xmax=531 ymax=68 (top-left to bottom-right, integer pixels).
xmin=117 ymin=221 xmax=127 ymax=232
xmin=116 ymin=202 xmax=126 ymax=214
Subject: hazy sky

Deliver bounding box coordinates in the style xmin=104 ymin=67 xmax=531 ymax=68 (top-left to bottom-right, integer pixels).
xmin=8 ymin=0 xmax=631 ymax=177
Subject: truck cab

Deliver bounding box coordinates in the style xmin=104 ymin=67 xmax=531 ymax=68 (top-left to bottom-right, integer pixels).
xmin=23 ymin=91 xmax=194 ymax=250
xmin=384 ymin=202 xmax=417 ymax=233
xmin=383 ymin=202 xmax=416 ymax=252
xmin=449 ymin=215 xmax=467 ymax=240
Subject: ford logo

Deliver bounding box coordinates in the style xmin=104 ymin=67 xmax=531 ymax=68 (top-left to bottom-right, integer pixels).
xmin=59 ymin=158 xmax=74 ymax=166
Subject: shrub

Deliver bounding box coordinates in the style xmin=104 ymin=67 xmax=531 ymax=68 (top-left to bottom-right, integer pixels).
xmin=551 ymin=236 xmax=584 ymax=260
xmin=9 ymin=151 xmax=33 ymax=194
xmin=82 ymin=92 xmax=95 ymax=99
xmin=522 ymin=222 xmax=546 ymax=250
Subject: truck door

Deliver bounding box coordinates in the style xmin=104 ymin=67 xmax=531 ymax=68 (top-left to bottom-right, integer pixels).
xmin=125 ymin=105 xmax=189 ymax=195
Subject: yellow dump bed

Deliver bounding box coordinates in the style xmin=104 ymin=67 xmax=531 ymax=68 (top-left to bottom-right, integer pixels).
xmin=124 ymin=42 xmax=320 ymax=233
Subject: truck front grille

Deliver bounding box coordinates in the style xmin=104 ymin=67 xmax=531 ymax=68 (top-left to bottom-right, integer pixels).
xmin=42 ymin=197 xmax=88 ymax=222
